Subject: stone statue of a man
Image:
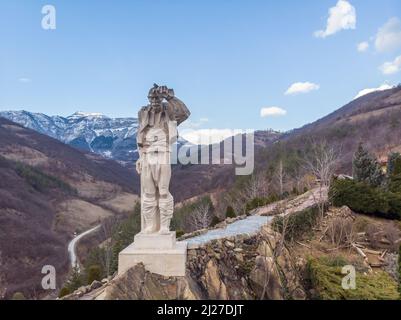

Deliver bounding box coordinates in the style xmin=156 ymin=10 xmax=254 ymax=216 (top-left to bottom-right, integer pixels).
xmin=136 ymin=84 xmax=190 ymax=235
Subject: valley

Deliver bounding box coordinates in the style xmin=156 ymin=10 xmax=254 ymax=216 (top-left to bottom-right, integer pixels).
xmin=1 ymin=86 xmax=401 ymax=300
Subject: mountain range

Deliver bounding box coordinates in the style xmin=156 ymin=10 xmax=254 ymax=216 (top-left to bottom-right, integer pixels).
xmin=0 ymin=111 xmax=139 ymax=165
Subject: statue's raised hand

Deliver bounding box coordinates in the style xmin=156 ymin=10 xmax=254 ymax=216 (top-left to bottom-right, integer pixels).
xmin=157 ymin=86 xmax=174 ymax=100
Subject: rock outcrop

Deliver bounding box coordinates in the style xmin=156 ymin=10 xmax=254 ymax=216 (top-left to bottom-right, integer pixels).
xmin=64 ymin=225 xmax=305 ymax=300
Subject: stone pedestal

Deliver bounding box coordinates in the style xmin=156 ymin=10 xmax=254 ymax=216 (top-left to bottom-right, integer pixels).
xmin=118 ymin=232 xmax=188 ymax=277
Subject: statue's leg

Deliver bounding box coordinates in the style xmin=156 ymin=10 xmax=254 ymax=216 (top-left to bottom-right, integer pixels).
xmin=141 ymin=154 xmax=158 ymax=234
xmin=157 ymin=152 xmax=173 ymax=235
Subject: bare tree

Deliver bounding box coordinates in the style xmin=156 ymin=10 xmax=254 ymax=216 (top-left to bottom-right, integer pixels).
xmin=186 ymin=201 xmax=212 ymax=232
xmin=243 ymin=173 xmax=268 ymax=200
xmin=274 ymin=159 xmax=285 ymax=197
xmin=327 ymin=217 xmax=355 ymax=248
xmin=99 ymin=216 xmax=119 ymax=276
xmin=230 ymin=195 xmax=247 ymax=217
xmin=303 ymin=140 xmax=340 ymax=219
xmin=227 ymin=172 xmax=269 ymax=216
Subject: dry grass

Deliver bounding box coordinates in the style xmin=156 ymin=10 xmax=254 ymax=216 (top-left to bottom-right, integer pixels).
xmin=73 ymin=178 xmax=122 ymax=200
xmin=100 ymin=192 xmax=139 ymax=213
xmin=0 ymin=145 xmax=49 ymax=166
xmin=55 ymin=199 xmax=113 ymax=234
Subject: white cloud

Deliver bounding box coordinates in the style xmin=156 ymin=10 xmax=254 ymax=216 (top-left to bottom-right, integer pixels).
xmin=260 ymin=107 xmax=287 ymax=118
xmin=375 ymin=17 xmax=401 ymax=53
xmin=314 ymin=0 xmax=356 ymax=38
xmin=357 ymin=41 xmax=369 ymax=52
xmin=354 ymin=83 xmax=394 ymax=99
xmin=180 ymin=128 xmax=241 ymax=145
xmin=181 ymin=117 xmax=209 ymax=129
xmin=18 ymin=78 xmax=31 ymax=83
xmin=379 ymin=55 xmax=401 ymax=75
xmin=285 ymin=82 xmax=320 ymax=95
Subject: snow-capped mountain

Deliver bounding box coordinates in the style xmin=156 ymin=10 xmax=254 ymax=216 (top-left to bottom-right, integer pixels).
xmin=0 ymin=110 xmax=139 ymax=164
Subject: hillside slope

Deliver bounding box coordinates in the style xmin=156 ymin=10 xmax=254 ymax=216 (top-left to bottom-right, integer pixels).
xmin=0 ymin=117 xmax=139 ymax=298
xmin=255 ymin=86 xmax=401 ymax=174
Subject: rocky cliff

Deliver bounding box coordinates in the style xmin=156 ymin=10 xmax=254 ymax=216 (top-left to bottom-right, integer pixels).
xmin=64 ymin=224 xmax=305 ymax=300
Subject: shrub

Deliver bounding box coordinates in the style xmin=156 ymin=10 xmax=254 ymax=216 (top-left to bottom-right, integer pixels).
xmin=12 ymin=292 xmax=26 ymax=300
xmin=306 ymin=257 xmax=400 ymax=300
xmin=352 ymin=143 xmax=384 ymax=187
xmin=176 ymin=230 xmax=185 ymax=238
xmin=326 ymin=218 xmax=354 ymax=246
xmin=86 ymin=265 xmax=102 ymax=285
xmin=225 ymin=206 xmax=236 ymax=218
xmin=388 ymin=174 xmax=401 ymax=194
xmin=272 ymin=204 xmax=325 ymax=242
xmin=387 ymin=152 xmax=401 ymax=177
xmin=245 ymin=195 xmax=278 ymax=213
xmin=58 ymin=287 xmax=72 ymax=298
xmin=64 ymin=266 xmax=84 ymax=293
xmin=210 ymin=215 xmax=221 ymax=227
xmin=83 ymin=247 xmax=106 ymax=278
xmin=330 ymin=179 xmax=401 ymax=220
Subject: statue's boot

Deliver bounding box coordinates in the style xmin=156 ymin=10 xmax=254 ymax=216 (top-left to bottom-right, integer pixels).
xmin=159 ymin=193 xmax=174 ymax=235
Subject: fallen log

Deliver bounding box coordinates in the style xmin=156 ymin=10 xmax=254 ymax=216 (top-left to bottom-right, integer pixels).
xmin=364 ymin=249 xmax=382 ymax=255
xmin=296 ymin=241 xmax=311 ymax=249
xmin=380 ymin=238 xmax=391 ymax=245
xmin=352 ymin=243 xmax=366 ymax=258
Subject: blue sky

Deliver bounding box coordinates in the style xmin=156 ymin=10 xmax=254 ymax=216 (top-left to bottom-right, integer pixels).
xmin=0 ymin=0 xmax=400 ymax=133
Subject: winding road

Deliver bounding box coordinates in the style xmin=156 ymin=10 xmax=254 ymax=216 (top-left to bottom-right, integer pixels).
xmin=67 ymin=225 xmax=101 ymax=271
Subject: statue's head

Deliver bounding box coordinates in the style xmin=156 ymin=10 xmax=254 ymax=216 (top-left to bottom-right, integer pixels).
xmin=148 ymin=84 xmax=162 ymax=112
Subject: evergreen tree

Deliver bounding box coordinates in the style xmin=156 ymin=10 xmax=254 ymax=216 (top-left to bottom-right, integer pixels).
xmin=387 ymin=152 xmax=401 ymax=193
xmin=225 ymin=206 xmax=236 ymax=218
xmin=86 ymin=265 xmax=102 ymax=285
xmin=352 ymin=143 xmax=384 ymax=187
xmin=387 ymin=152 xmax=401 ymax=176
xmin=65 ymin=266 xmax=84 ymax=292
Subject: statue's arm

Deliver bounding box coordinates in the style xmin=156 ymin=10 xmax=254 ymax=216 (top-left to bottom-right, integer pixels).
xmin=137 ymin=108 xmax=144 ymax=150
xmin=166 ymin=97 xmax=190 ymax=125
xmin=136 ymin=108 xmax=146 ymax=174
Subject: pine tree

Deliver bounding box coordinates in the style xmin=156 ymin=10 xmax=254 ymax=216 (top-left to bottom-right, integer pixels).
xmin=387 ymin=152 xmax=401 ymax=193
xmin=225 ymin=206 xmax=236 ymax=218
xmin=65 ymin=266 xmax=84 ymax=292
xmin=387 ymin=152 xmax=401 ymax=176
xmin=352 ymin=143 xmax=384 ymax=187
